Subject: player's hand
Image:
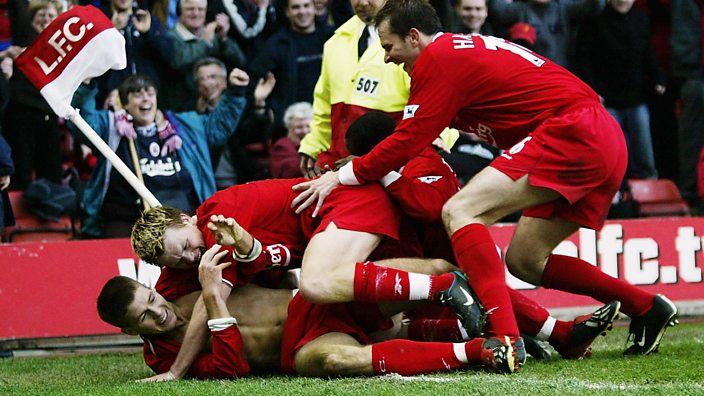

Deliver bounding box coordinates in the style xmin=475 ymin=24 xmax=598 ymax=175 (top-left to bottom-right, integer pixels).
xmin=207 ymin=214 xmax=246 ymax=247
xmin=291 ymin=170 xmax=340 ymax=217
xmin=334 ymin=155 xmax=356 ymax=171
xmin=136 ymin=371 xmax=177 ymax=383
xmin=198 ymin=244 xmax=232 ymax=294
xmin=299 ymin=154 xmax=322 ymax=179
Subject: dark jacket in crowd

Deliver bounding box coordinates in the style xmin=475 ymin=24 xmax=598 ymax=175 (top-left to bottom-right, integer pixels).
xmin=248 ymin=21 xmax=333 ymax=128
xmin=576 ymin=5 xmax=666 ymax=108
xmin=96 ymin=7 xmax=174 ymax=105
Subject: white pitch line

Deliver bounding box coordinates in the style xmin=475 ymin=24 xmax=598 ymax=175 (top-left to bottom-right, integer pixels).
xmin=375 ymin=374 xmax=704 ymax=391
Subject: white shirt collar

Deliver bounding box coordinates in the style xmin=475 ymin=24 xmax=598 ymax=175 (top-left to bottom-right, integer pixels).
xmin=431 ymin=32 xmax=444 ymax=42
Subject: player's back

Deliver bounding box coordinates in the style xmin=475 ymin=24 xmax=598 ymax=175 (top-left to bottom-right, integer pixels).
xmin=413 ymin=33 xmax=599 ymax=148
xmin=197 ymin=178 xmax=306 ymax=250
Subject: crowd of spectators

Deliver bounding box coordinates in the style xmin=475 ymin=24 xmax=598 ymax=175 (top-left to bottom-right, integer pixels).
xmin=0 ymin=0 xmax=699 ymax=239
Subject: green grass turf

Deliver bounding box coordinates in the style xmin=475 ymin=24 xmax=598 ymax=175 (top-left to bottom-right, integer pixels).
xmin=1 ymin=321 xmax=702 ymax=396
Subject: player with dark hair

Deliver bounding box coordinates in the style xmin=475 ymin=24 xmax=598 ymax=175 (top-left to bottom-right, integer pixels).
xmin=292 ymin=0 xmax=677 ymax=373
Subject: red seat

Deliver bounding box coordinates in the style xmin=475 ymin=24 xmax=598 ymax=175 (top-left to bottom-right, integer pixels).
xmin=2 ymin=190 xmax=75 ymax=243
xmin=627 ymin=179 xmax=690 ymax=217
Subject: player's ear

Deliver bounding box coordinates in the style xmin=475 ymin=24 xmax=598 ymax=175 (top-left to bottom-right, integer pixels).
xmin=409 ymin=28 xmax=421 ymax=46
xmin=179 ymin=213 xmax=192 ymax=224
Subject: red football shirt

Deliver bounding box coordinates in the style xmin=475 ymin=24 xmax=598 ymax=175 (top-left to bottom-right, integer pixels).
xmin=350 ymin=33 xmax=599 ymax=184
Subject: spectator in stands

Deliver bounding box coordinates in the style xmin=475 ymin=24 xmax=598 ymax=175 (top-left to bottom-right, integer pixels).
xmin=161 ymin=0 xmax=245 ymax=111
xmin=96 ymin=0 xmax=174 ymax=108
xmin=193 ymin=57 xmax=229 ymax=114
xmin=70 ymin=70 xmax=248 ymax=238
xmin=270 ymin=102 xmax=312 ymax=178
xmin=312 ymin=0 xmax=334 ymax=27
xmin=189 ymin=57 xmax=255 ymax=189
xmin=447 ymin=0 xmax=493 ymax=34
xmin=249 ymin=0 xmax=333 ymax=133
xmin=207 ymin=0 xmax=277 ymax=61
xmin=29 ymin=0 xmax=58 ymax=31
xmin=313 ymin=0 xmax=353 ymax=27
xmin=2 ymin=0 xmax=64 ymax=190
xmin=488 ymin=0 xmax=604 ymax=70
xmin=219 ymin=72 xmax=277 ymax=186
xmin=576 ymin=0 xmax=664 ymax=181
xmin=150 ymin=0 xmax=180 ymax=29
xmin=672 ymin=0 xmax=704 ymax=210
xmin=638 ymin=0 xmax=678 ymax=181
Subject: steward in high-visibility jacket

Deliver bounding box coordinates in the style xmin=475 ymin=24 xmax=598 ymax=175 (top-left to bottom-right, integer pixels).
xmin=299 ymin=15 xmax=457 ymax=170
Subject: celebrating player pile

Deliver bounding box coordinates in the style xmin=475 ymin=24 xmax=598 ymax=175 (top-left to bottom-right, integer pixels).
xmin=293 ymin=0 xmax=678 ymax=373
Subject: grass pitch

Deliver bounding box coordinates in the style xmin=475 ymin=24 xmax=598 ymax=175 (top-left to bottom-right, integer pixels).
xmin=1 ymin=320 xmax=702 ymax=396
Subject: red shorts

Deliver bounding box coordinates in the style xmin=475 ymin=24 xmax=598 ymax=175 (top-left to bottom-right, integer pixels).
xmin=280 ymin=293 xmax=393 ymax=373
xmin=301 ymin=183 xmax=401 ymax=241
xmin=491 ymin=104 xmax=627 ymax=229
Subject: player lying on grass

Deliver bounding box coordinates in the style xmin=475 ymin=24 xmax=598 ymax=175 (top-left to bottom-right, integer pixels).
xmin=97 ymin=244 xmax=518 ymax=379
xmin=130 ymin=177 xmax=486 ymax=380
xmin=342 ymin=111 xmax=621 ymax=360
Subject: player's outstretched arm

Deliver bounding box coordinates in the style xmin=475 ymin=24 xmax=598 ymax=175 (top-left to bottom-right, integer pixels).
xmin=291 ymin=170 xmax=340 ymax=217
xmin=207 ymin=214 xmax=255 ymax=257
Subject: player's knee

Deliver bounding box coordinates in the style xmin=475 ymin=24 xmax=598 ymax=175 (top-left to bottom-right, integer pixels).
xmin=441 ymin=195 xmax=460 ymax=223
xmin=442 ymin=194 xmax=480 ymax=233
xmin=441 ymin=197 xmax=462 ymax=231
xmin=427 ymin=258 xmax=457 ymax=275
xmin=321 ymin=347 xmax=365 ymax=375
xmin=505 ymin=247 xmax=542 ymax=283
xmin=298 ymin=277 xmax=332 ymax=304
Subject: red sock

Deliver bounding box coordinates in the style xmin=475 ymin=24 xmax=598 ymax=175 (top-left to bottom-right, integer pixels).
xmin=542 ymin=254 xmax=653 ymax=317
xmin=353 ymin=261 xmax=454 ymax=302
xmin=451 ymin=224 xmax=519 ymax=337
xmin=464 ymin=337 xmax=506 ymax=364
xmin=407 ymin=319 xmax=465 ymax=342
xmin=548 ymin=320 xmax=573 ymax=349
xmin=372 ymin=340 xmax=464 ymax=375
xmin=509 ymin=288 xmax=549 ymax=337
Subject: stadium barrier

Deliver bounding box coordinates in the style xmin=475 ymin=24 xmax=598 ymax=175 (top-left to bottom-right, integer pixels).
xmin=1 ymin=217 xmax=702 ymax=348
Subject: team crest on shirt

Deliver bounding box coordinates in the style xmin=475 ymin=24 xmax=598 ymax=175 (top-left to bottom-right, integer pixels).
xmin=403 ymin=104 xmax=419 ymax=120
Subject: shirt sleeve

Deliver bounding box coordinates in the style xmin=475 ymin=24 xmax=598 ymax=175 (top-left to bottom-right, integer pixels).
xmin=143 ymin=326 xmax=250 ymax=379
xmin=384 ymin=153 xmax=460 ymax=223
xmin=187 ymin=326 xmax=250 ymax=379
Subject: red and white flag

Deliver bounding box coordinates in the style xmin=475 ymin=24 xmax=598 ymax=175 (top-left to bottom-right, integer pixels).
xmin=15 ymin=5 xmax=126 ymax=119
